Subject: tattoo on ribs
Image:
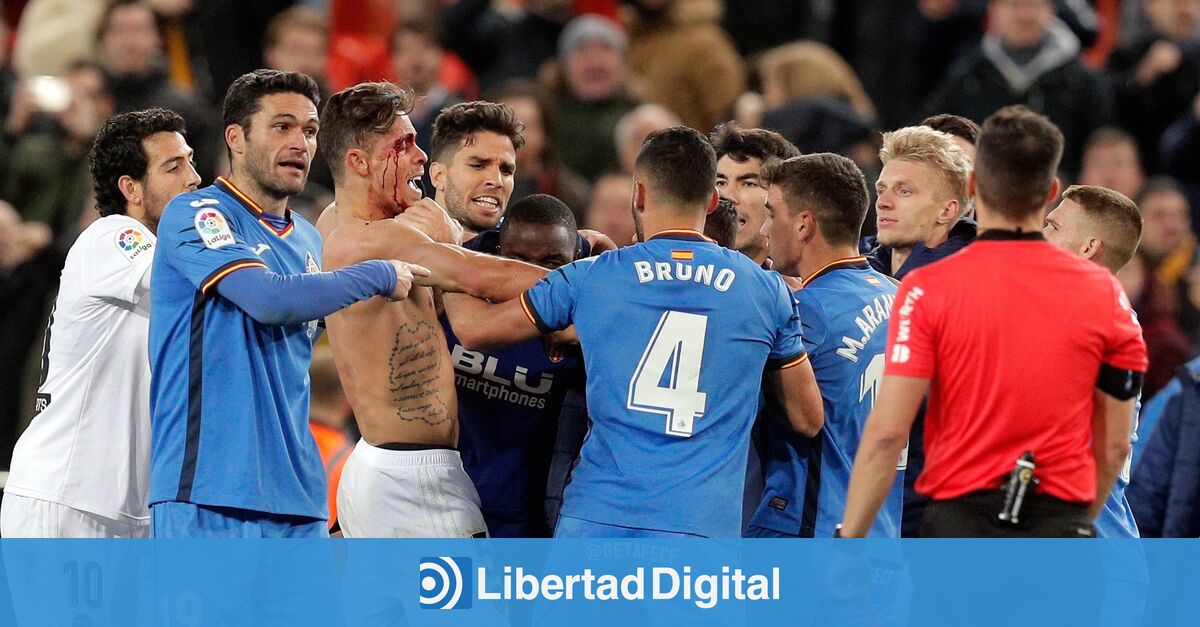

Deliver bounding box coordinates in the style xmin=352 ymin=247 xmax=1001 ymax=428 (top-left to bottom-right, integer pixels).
xmin=386 ymin=320 xmax=449 ymax=425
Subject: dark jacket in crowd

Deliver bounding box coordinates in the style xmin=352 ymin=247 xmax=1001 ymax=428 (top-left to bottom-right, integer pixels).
xmin=762 ymin=96 xmax=878 ymax=159
xmin=440 ymin=0 xmax=564 ymax=92
xmin=107 ymin=67 xmax=220 ymax=183
xmin=921 ymin=20 xmax=1113 ymax=178
xmin=550 ymin=89 xmax=636 ymax=183
xmin=1128 ymin=357 xmax=1200 ymax=537
xmin=1108 ymin=35 xmax=1200 ymax=173
xmin=861 ymin=218 xmax=977 ymax=537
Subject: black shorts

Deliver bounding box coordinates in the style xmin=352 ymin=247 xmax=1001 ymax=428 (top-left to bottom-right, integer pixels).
xmin=920 ymin=489 xmax=1095 ymax=538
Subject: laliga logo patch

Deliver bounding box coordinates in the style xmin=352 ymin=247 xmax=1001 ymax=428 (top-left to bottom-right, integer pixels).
xmin=195 ymin=209 xmax=235 ymax=249
xmin=419 ymin=556 xmax=472 ymax=610
xmin=115 ymin=227 xmax=153 ymax=261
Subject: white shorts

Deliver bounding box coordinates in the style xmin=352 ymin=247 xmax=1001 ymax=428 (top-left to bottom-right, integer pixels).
xmin=0 ymin=493 xmax=149 ymax=538
xmin=336 ymin=440 xmax=488 ymax=538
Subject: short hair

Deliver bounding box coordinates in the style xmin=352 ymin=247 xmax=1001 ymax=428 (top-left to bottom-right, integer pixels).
xmin=1084 ymin=126 xmax=1138 ymax=154
xmin=98 ymin=0 xmax=161 ymax=44
xmin=90 ymin=108 xmax=187 ymax=217
xmin=763 ymin=153 xmax=869 ymax=246
xmin=703 ymin=197 xmax=738 ymax=248
xmin=880 ymin=125 xmax=972 ymax=215
xmin=429 ymin=101 xmax=526 ymax=163
xmin=1061 ymin=184 xmax=1143 ymax=272
xmin=1135 ymin=175 xmax=1186 ymax=206
xmin=500 ymin=194 xmax=577 ymax=238
xmin=634 ymin=126 xmax=717 ymax=206
xmin=709 ymin=122 xmax=800 ymax=163
xmin=974 ymin=105 xmax=1064 ymax=220
xmin=920 ymin=114 xmax=979 ymax=145
xmin=264 ymin=6 xmax=326 ymax=52
xmin=222 ymin=69 xmax=321 ymax=132
xmin=319 ymin=82 xmax=416 ymax=182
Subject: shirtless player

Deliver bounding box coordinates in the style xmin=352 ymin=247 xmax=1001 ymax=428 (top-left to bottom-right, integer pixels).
xmin=315 ymin=82 xmax=545 ymax=537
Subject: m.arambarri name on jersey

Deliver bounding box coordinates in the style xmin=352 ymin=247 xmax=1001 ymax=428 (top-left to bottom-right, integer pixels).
xmin=451 ymin=345 xmax=556 ymax=409
xmin=477 ymin=565 xmax=780 ymax=608
xmin=838 ymin=293 xmax=895 ymax=363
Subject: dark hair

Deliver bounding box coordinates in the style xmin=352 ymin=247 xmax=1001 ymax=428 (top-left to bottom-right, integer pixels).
xmin=97 ymin=0 xmax=162 ymax=44
xmin=1084 ymin=126 xmax=1137 ymax=154
xmin=500 ymin=194 xmax=577 ymax=236
xmin=709 ymin=122 xmax=799 ymax=163
xmin=635 ymin=126 xmax=717 ymax=206
xmin=319 ymin=82 xmax=416 ymax=182
xmin=763 ymin=153 xmax=869 ymax=246
xmin=90 ymin=108 xmax=187 ymax=217
xmin=430 ymin=101 xmax=526 ymax=163
xmin=222 ymin=69 xmax=321 ymax=132
xmin=1061 ymin=184 xmax=1143 ymax=272
xmin=264 ymin=5 xmax=326 ymax=52
xmin=704 ymin=197 xmax=738 ymax=248
xmin=974 ymin=106 xmax=1064 ymax=220
xmin=921 ymin=114 xmax=980 ymax=145
xmin=1134 ymin=175 xmax=1185 ymax=206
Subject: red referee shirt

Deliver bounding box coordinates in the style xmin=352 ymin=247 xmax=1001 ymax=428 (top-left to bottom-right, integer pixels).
xmin=885 ymin=231 xmax=1148 ymax=504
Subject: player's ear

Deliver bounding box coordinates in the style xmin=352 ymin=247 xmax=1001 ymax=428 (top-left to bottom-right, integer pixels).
xmin=799 ymin=211 xmax=816 ymax=242
xmin=967 ymin=171 xmax=977 ymax=200
xmin=1044 ymin=176 xmax=1061 ymax=208
xmin=225 ymin=124 xmax=245 ymax=157
xmin=1081 ymin=237 xmax=1101 ymax=261
xmin=633 ymin=180 xmax=647 ymax=212
xmin=117 ymin=174 xmax=141 ymax=206
xmin=705 ymin=189 xmax=719 ymax=215
xmin=346 ymin=148 xmax=370 ymax=178
xmin=430 ymin=162 xmax=447 ymax=192
xmin=938 ymin=199 xmax=959 ymax=225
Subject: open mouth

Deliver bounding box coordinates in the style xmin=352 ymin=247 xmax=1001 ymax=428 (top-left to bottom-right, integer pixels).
xmin=407 ymin=176 xmax=422 ymax=195
xmin=278 ymin=159 xmax=307 ymax=174
xmin=472 ymin=196 xmax=501 ymax=213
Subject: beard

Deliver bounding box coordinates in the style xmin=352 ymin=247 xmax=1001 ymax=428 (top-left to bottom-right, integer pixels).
xmin=245 ymin=149 xmax=306 ymax=199
xmin=444 ymin=179 xmax=501 ymax=232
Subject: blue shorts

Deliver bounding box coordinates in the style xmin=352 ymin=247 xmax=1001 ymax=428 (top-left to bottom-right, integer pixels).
xmin=151 ymin=502 xmax=328 ymax=538
xmin=743 ymin=524 xmax=794 ymax=538
xmin=554 ymin=515 xmax=702 ymax=539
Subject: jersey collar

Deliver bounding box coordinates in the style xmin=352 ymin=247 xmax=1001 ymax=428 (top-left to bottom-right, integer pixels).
xmin=976 ymin=229 xmax=1044 ymax=242
xmin=648 ymin=229 xmax=714 ymax=243
xmin=215 ymin=176 xmax=295 ymax=238
xmin=801 ymin=256 xmax=870 ymax=287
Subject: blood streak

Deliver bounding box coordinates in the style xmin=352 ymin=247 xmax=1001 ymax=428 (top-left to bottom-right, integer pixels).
xmin=380 ymin=137 xmax=412 ymax=211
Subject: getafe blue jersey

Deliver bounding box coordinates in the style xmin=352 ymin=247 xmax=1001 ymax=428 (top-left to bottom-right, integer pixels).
xmin=149 ymin=177 xmax=327 ymax=519
xmin=442 ymin=316 xmax=579 ymax=537
xmin=1096 ymin=401 xmax=1141 ymax=538
xmin=752 ymin=258 xmax=904 ymax=537
xmin=521 ymin=229 xmax=807 ymax=537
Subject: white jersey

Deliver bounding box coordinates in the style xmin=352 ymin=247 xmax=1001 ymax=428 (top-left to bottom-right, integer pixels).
xmin=6 ymin=214 xmax=156 ymax=523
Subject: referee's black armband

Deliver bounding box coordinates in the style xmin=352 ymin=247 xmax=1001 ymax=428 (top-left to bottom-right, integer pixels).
xmin=1096 ymin=364 xmax=1144 ymax=400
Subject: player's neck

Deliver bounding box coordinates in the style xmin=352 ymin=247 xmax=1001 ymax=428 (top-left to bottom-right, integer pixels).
xmin=740 ymin=243 xmax=769 ymax=266
xmin=975 ymin=202 xmax=1044 ymax=235
xmin=226 ymin=171 xmax=288 ymax=216
xmin=433 ymin=191 xmax=479 ymax=239
xmin=335 ymin=183 xmax=394 ymax=222
xmin=890 ymin=246 xmax=912 ymax=275
xmin=640 ymin=209 xmax=706 ymax=240
xmin=799 ymin=241 xmax=859 ymax=281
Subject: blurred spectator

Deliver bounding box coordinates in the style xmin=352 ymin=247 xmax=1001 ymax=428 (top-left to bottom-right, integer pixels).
xmin=1108 ymin=0 xmax=1200 ymax=173
xmin=756 ymin=41 xmax=878 ymax=164
xmin=11 ymin=0 xmax=106 ymax=77
xmin=921 ymin=0 xmax=1113 ymax=178
xmin=613 ymin=103 xmax=679 ymax=175
xmin=623 ymin=0 xmax=745 ymax=133
xmin=0 ymin=17 xmax=19 ymax=126
xmin=2 ymin=62 xmax=111 ymax=240
xmin=582 ymin=172 xmax=634 ymax=245
xmin=393 ymin=20 xmax=463 ymax=161
xmin=546 ymin=15 xmax=636 ymax=182
xmin=308 ymin=344 xmax=353 ymax=531
xmin=722 ymin=0 xmax=815 ymax=57
xmin=440 ymin=0 xmax=573 ymax=91
xmin=1122 ymin=248 xmax=1193 ymax=397
xmin=0 ymin=200 xmax=57 ymax=468
xmin=1138 ymin=177 xmax=1197 ymax=305
xmin=921 ymin=112 xmax=980 ymax=161
xmin=264 ymin=6 xmax=330 ymax=94
xmin=1158 ymin=91 xmax=1200 ymax=230
xmin=491 ymin=80 xmax=589 ymax=218
xmin=185 ymin=0 xmax=295 ymax=105
xmin=1079 ymin=127 xmax=1147 ymax=200
xmin=98 ymin=0 xmax=219 ymax=181
xmin=1127 ymin=355 xmax=1200 ymax=537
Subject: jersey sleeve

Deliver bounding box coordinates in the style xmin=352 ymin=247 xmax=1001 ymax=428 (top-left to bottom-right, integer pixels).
xmin=766 ymin=274 xmax=807 ymax=370
xmin=81 ymin=221 xmax=155 ymax=304
xmin=1103 ymin=274 xmax=1149 ymax=372
xmin=156 ymin=196 xmax=266 ymax=294
xmin=520 ymin=257 xmax=593 ymax=333
xmin=885 ymin=270 xmax=936 ymax=378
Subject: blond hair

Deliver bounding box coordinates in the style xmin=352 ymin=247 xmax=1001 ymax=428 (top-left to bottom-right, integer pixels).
xmin=880 ymin=125 xmax=972 ymax=218
xmin=758 ymin=41 xmax=876 ymax=120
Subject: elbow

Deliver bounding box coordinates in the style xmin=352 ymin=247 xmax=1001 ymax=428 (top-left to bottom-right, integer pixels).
xmin=454 ymin=322 xmax=497 ymax=353
xmin=862 ymin=421 xmax=909 ymax=454
xmin=1106 ymin=439 xmax=1133 ymax=467
xmin=789 ymin=403 xmax=824 ymax=438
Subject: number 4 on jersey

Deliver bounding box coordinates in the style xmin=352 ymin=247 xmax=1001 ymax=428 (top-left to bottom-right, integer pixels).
xmin=628 ymin=311 xmax=708 ymax=437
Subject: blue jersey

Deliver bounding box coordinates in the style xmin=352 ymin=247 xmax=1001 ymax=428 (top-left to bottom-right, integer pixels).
xmin=522 ymin=229 xmax=806 ymax=537
xmin=442 ymin=316 xmax=579 ymax=537
xmin=1096 ymin=399 xmax=1141 ymax=538
xmin=149 ymin=177 xmax=326 ymax=519
xmin=752 ymin=258 xmax=903 ymax=537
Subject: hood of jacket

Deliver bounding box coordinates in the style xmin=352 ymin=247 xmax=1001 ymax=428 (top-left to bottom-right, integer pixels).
xmin=982 ymin=17 xmax=1080 ymax=93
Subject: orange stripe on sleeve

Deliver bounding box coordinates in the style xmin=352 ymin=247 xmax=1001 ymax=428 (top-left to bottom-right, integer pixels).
xmin=778 ymin=353 xmax=811 ymax=370
xmin=201 ymin=261 xmax=266 ymax=293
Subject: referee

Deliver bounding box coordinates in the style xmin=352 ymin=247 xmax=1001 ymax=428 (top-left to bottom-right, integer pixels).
xmin=839 ymin=106 xmax=1148 ymax=537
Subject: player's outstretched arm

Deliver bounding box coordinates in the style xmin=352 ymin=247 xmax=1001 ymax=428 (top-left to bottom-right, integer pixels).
xmin=213 ymin=260 xmax=426 ymax=326
xmin=768 ymin=357 xmax=824 ymax=437
xmin=401 ymin=242 xmax=547 ymax=303
xmin=840 ymin=374 xmax=928 ymax=537
xmin=443 ymin=292 xmax=542 ymax=352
